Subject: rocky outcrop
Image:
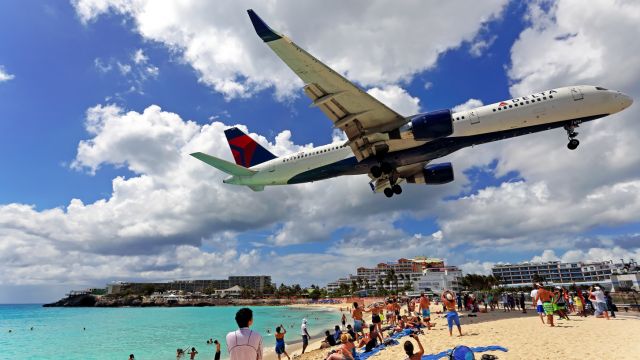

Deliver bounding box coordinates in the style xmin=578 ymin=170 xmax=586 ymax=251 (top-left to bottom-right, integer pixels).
xmin=43 ymin=294 xmax=97 ymax=307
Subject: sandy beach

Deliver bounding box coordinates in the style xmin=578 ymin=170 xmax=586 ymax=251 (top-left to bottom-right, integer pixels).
xmin=263 ymin=301 xmax=640 ymax=360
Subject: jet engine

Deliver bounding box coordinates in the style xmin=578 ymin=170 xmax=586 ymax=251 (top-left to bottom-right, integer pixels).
xmin=406 ymin=163 xmax=454 ymax=184
xmin=410 ymin=109 xmax=453 ymax=141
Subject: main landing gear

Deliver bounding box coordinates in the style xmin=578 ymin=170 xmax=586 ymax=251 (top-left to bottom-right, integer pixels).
xmin=564 ymin=122 xmax=580 ymax=150
xmin=383 ymin=184 xmax=402 ymax=198
xmin=370 ymin=161 xmax=402 ymax=198
xmin=369 ymin=162 xmax=393 ymax=178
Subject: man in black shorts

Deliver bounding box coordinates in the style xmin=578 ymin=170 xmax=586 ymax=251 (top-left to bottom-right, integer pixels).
xmin=301 ymin=318 xmax=311 ymax=354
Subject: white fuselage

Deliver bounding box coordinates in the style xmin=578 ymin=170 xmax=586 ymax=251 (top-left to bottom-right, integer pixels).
xmin=224 ymin=85 xmax=632 ymax=187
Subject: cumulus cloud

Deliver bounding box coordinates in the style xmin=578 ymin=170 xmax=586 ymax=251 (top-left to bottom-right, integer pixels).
xmin=452 ymin=98 xmax=483 ymax=112
xmin=0 ymin=65 xmax=15 ymax=82
xmin=367 ymin=85 xmax=421 ymax=116
xmin=425 ymin=0 xmax=640 ymax=255
xmin=531 ymin=247 xmax=640 ymax=264
xmin=0 ymin=102 xmax=463 ymax=291
xmin=72 ymin=0 xmax=508 ymax=100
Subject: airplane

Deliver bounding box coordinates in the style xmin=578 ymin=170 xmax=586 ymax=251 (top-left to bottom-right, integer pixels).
xmin=190 ymin=9 xmax=633 ymax=198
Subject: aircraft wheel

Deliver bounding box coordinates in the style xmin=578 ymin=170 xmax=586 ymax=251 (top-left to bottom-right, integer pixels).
xmin=370 ymin=165 xmax=382 ymax=178
xmin=381 ymin=162 xmax=393 ymax=174
xmin=567 ymin=139 xmax=579 ymax=150
xmin=384 ymin=188 xmax=394 ymax=198
xmin=392 ymin=184 xmax=402 ymax=195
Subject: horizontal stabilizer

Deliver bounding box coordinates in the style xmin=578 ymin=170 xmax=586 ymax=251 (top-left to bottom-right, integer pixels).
xmin=190 ymin=152 xmax=256 ymax=176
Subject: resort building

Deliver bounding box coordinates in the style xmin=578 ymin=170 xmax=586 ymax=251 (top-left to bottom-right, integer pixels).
xmin=326 ymin=257 xmax=460 ymax=294
xmin=413 ymin=266 xmax=462 ymax=294
xmin=106 ymin=275 xmax=272 ymax=295
xmin=491 ymin=259 xmax=639 ymax=290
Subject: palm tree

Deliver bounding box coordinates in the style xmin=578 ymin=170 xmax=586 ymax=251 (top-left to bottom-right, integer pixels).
xmin=385 ymin=269 xmax=396 ymax=293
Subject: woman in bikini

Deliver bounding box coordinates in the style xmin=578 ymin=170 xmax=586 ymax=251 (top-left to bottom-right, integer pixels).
xmin=275 ymin=325 xmax=291 ymax=360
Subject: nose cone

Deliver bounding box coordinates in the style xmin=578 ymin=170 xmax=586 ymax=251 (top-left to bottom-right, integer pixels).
xmin=620 ymin=93 xmax=633 ymax=109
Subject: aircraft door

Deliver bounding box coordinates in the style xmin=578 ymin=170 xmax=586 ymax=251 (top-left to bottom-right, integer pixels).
xmin=571 ymin=87 xmax=584 ymax=101
xmin=469 ymin=110 xmax=480 ymax=124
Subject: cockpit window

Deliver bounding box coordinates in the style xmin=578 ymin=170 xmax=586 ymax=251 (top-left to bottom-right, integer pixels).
xmin=595 ymin=86 xmax=608 ymax=91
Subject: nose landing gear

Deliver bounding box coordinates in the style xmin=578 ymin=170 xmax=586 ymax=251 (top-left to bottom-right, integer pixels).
xmin=564 ymin=122 xmax=580 ymax=150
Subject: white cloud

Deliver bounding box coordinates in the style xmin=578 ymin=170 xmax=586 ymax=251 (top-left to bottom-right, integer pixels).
xmin=531 ymin=247 xmax=640 ymax=265
xmin=132 ymin=48 xmax=148 ymax=64
xmin=452 ymin=98 xmax=483 ymax=112
xmin=0 ymin=102 xmax=464 ymax=291
xmin=459 ymin=261 xmax=495 ymax=275
xmin=72 ymin=0 xmax=508 ymax=100
xmin=367 ymin=85 xmax=421 ymax=116
xmin=469 ymin=35 xmax=497 ymax=57
xmin=94 ymin=49 xmax=159 ymax=95
xmin=421 ymin=0 xmax=640 ymax=255
xmin=0 ymin=65 xmax=15 ymax=82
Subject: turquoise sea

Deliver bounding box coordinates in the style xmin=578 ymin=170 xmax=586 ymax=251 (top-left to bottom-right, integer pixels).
xmin=0 ymin=304 xmax=340 ymax=360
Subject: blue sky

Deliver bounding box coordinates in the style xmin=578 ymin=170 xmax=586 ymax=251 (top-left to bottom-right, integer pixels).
xmin=1 ymin=1 xmax=639 ymax=303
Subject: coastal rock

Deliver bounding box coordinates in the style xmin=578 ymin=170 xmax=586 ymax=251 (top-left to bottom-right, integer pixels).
xmin=43 ymin=294 xmax=97 ymax=307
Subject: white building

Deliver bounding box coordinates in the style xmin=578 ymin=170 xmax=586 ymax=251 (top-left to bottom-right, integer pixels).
xmin=610 ymin=273 xmax=640 ymax=292
xmin=492 ymin=259 xmax=639 ymax=291
xmin=413 ymin=267 xmax=462 ymax=294
xmin=215 ymin=285 xmax=243 ymax=298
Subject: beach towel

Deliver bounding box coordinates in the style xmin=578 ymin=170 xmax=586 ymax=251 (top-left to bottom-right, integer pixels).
xmin=421 ymin=345 xmax=508 ymax=360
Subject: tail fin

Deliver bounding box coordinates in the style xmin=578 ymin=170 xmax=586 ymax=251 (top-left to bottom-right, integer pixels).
xmin=224 ymin=127 xmax=277 ymax=167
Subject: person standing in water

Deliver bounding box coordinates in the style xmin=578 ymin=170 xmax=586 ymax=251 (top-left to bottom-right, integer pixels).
xmin=188 ymin=347 xmax=198 ymax=360
xmin=213 ymin=340 xmax=221 ymax=360
xmin=274 ymin=325 xmax=290 ymax=360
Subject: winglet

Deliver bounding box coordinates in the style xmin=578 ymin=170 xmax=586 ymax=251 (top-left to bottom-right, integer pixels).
xmin=247 ymin=9 xmax=282 ymax=42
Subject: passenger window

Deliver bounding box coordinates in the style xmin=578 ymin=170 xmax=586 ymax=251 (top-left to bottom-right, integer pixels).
xmin=543 ymin=97 xmax=547 ymax=100
xmin=508 ymin=105 xmax=512 ymax=108
xmin=549 ymin=95 xmax=553 ymax=98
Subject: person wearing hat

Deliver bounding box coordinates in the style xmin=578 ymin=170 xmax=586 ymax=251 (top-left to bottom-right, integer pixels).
xmin=441 ymin=290 xmax=462 ymax=337
xmin=301 ymin=318 xmax=311 ymax=354
xmin=589 ymin=286 xmax=610 ymax=320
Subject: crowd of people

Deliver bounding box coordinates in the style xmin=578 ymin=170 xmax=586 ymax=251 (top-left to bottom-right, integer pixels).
xmin=530 ymin=283 xmax=617 ymax=327
xmin=166 ymin=284 xmax=619 ymax=360
xmin=213 ymin=290 xmax=463 ymax=360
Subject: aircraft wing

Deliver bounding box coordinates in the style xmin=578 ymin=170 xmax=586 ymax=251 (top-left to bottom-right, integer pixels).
xmin=247 ymin=10 xmax=407 ymax=161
